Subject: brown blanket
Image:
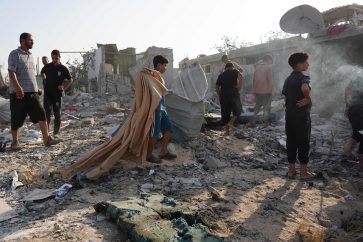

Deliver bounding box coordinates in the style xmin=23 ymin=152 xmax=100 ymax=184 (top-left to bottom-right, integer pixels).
xmin=62 ymin=68 xmax=168 ymax=180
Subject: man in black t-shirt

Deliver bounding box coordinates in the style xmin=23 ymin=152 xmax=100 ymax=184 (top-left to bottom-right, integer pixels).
xmin=216 ymin=62 xmax=243 ymax=135
xmin=282 ymin=52 xmax=312 ymax=181
xmin=41 ymin=50 xmax=73 ymax=135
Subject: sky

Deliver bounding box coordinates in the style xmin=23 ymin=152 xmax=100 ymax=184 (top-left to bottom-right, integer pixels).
xmin=0 ymin=0 xmax=358 ymax=72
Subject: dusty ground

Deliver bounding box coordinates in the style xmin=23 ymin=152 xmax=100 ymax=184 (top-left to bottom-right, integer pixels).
xmin=0 ymin=117 xmax=363 ymax=241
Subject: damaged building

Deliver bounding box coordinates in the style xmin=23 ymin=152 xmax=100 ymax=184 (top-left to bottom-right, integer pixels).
xmin=186 ymin=4 xmax=363 ymax=118
xmin=87 ymin=45 xmax=174 ymax=95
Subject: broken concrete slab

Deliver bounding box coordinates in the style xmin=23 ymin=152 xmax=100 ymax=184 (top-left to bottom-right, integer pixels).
xmin=20 ymin=189 xmax=54 ymax=202
xmin=94 ymin=194 xmax=223 ymax=242
xmin=0 ymin=199 xmax=17 ymax=222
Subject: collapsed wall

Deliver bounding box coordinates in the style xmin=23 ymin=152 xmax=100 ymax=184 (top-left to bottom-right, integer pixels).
xmin=129 ymin=46 xmax=174 ymax=89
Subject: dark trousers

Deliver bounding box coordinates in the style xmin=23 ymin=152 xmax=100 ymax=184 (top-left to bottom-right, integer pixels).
xmin=348 ymin=105 xmax=363 ymax=154
xmin=44 ymin=94 xmax=62 ymax=134
xmin=220 ymin=92 xmax=242 ymax=125
xmin=285 ymin=114 xmax=311 ymax=164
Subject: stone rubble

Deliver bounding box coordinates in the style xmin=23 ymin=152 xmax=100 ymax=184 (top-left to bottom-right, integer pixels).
xmin=0 ymin=92 xmax=362 ymax=241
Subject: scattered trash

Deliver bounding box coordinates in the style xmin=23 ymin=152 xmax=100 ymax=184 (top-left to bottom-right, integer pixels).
xmin=344 ymin=193 xmax=355 ymax=201
xmin=149 ymin=169 xmax=155 ymax=176
xmin=53 ymin=183 xmax=73 ymax=200
xmin=10 ymin=171 xmax=24 ymax=191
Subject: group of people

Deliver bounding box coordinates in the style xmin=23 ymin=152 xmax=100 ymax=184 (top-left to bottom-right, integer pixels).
xmin=7 ymin=33 xmax=73 ymax=150
xmin=7 ymin=32 xmax=177 ymax=165
xmin=7 ymin=32 xmax=362 ymax=177
xmin=216 ymin=52 xmax=362 ymax=178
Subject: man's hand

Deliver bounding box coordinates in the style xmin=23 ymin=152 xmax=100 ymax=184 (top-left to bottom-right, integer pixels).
xmin=296 ymin=98 xmax=310 ymax=108
xmin=15 ymin=86 xmax=24 ymax=99
xmin=58 ymin=85 xmax=64 ymax=91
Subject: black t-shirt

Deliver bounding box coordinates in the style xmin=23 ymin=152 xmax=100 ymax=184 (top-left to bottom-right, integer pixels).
xmin=216 ymin=69 xmax=239 ymax=95
xmin=282 ymin=71 xmax=312 ymax=115
xmin=41 ymin=63 xmax=71 ymax=97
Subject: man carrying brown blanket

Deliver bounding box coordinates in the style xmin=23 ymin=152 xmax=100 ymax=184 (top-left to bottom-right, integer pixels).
xmin=63 ymin=55 xmax=174 ymax=180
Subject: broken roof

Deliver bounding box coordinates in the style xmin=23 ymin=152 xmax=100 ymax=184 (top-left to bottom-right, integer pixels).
xmin=322 ymin=4 xmax=363 ymax=25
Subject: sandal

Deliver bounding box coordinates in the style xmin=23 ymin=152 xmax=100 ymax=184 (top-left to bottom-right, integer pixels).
xmin=159 ymin=152 xmax=177 ymax=160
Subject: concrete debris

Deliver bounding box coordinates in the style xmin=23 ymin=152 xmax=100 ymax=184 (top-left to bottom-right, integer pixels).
xmin=10 ymin=171 xmax=24 ymax=191
xmin=0 ymin=199 xmax=17 ymax=222
xmin=20 ymin=189 xmax=54 ymax=202
xmin=207 ymin=185 xmax=224 ymax=202
xmin=0 ymin=96 xmax=10 ymax=123
xmin=94 ymin=194 xmax=223 ymax=242
xmin=296 ymin=220 xmax=327 ymax=242
xmin=0 ymin=88 xmax=362 ymax=241
xmin=205 ymin=157 xmax=228 ymax=170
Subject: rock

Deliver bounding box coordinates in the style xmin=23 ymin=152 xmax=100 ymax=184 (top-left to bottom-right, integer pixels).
xmin=295 ymin=220 xmax=327 ymax=242
xmin=140 ymin=183 xmax=155 ymax=193
xmin=25 ymin=201 xmax=49 ymax=212
xmin=207 ymin=185 xmax=225 ymax=202
xmin=205 ymin=157 xmax=228 ymax=170
xmin=0 ymin=199 xmax=17 ymax=222
xmin=81 ymin=117 xmax=95 ymax=126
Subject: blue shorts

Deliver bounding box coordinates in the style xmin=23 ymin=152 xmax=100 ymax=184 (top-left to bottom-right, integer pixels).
xmin=150 ymin=101 xmax=172 ymax=139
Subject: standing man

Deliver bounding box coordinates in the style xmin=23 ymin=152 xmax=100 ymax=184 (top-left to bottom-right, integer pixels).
xmin=8 ymin=33 xmax=59 ymax=150
xmin=249 ymin=55 xmax=273 ymax=128
xmin=344 ymin=69 xmax=363 ymax=173
xmin=282 ymin=52 xmax=312 ymax=180
xmin=146 ymin=55 xmax=177 ymax=163
xmin=216 ymin=62 xmax=243 ymax=135
xmin=41 ymin=50 xmax=73 ymax=135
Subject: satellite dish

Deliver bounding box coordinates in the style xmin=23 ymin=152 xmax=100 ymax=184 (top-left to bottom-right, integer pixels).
xmin=280 ymin=5 xmax=325 ymax=34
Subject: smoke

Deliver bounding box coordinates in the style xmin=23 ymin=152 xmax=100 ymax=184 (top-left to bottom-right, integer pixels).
xmin=307 ymin=42 xmax=363 ymax=118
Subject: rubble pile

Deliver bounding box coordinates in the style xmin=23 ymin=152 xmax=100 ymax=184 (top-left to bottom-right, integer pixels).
xmin=0 ymin=96 xmax=362 ymax=241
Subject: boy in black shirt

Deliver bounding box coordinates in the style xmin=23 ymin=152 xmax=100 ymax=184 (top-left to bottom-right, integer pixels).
xmin=41 ymin=50 xmax=73 ymax=135
xmin=282 ymin=52 xmax=312 ymax=180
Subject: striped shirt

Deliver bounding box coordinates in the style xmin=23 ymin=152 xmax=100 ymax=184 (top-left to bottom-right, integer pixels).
xmin=8 ymin=47 xmax=38 ymax=93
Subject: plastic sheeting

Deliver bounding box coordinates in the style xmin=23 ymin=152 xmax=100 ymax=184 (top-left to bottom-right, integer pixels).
xmin=170 ymin=63 xmax=208 ymax=102
xmin=165 ymin=94 xmax=205 ymax=142
xmin=0 ymin=97 xmax=10 ymax=123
